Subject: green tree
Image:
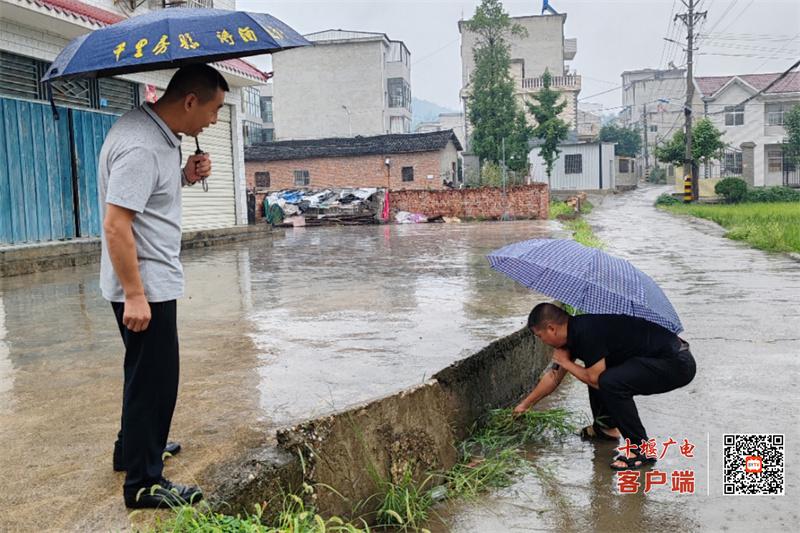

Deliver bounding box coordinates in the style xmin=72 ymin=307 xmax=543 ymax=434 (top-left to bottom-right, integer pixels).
xmin=599 ymin=124 xmax=641 ymax=157
xmin=692 ymin=118 xmax=726 ymax=167
xmin=655 ymin=118 xmax=725 ymax=166
xmin=525 ymin=70 xmax=569 ymax=183
xmin=784 ymin=104 xmax=800 ymax=165
xmin=465 ymin=0 xmax=531 ymax=177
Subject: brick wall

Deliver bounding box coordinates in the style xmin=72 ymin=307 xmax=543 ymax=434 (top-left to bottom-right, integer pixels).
xmin=247 ymin=151 xmax=452 ymax=220
xmin=246 ymin=151 xmax=448 ymax=193
xmin=390 ymin=184 xmax=550 ymax=220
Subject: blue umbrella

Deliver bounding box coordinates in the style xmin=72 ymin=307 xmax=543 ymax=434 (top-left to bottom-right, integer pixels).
xmin=42 ymin=8 xmax=310 ymax=82
xmin=487 ymin=239 xmax=683 ymax=334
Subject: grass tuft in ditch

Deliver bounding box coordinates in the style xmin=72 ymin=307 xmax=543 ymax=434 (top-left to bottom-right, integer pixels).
xmin=371 ymin=468 xmax=435 ymax=532
xmin=442 ymin=447 xmax=528 ymax=500
xmin=147 ymin=484 xmax=371 ymax=533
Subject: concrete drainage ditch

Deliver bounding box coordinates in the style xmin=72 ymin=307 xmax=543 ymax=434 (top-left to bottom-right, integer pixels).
xmin=207 ymin=327 xmax=550 ymax=522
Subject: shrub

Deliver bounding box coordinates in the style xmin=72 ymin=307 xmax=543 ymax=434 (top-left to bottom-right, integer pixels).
xmin=655 ymin=193 xmax=682 ymax=206
xmin=745 ymin=186 xmax=800 ymax=203
xmin=648 ymin=168 xmax=667 ymax=184
xmin=715 ymin=177 xmax=748 ymax=203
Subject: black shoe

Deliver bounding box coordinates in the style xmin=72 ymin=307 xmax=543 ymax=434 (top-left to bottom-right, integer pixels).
xmin=113 ymin=441 xmax=182 ymax=472
xmin=124 ymin=478 xmax=203 ymax=509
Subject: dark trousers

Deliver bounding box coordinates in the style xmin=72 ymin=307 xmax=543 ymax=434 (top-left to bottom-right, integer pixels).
xmin=112 ymin=300 xmax=179 ymax=490
xmin=589 ymin=346 xmax=696 ymax=447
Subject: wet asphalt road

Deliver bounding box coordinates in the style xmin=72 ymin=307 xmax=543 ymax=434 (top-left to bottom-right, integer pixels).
xmin=438 ymin=185 xmax=799 ymax=533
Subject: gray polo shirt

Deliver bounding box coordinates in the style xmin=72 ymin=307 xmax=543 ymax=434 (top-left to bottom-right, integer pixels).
xmin=99 ymin=104 xmax=185 ymax=303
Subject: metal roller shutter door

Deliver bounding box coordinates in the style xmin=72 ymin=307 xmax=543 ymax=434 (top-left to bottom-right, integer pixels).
xmin=180 ymin=104 xmax=236 ymax=231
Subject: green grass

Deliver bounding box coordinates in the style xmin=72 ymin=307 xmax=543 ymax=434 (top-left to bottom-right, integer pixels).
xmin=147 ymin=493 xmax=370 ymax=533
xmin=563 ymin=219 xmax=604 ymax=249
xmin=549 ymin=201 xmax=574 ymax=219
xmin=662 ymin=202 xmax=800 ymax=253
xmin=372 ymin=468 xmax=434 ymax=532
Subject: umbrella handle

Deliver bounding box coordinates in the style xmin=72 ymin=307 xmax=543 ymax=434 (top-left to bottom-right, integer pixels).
xmin=194 ymin=147 xmax=208 ymax=192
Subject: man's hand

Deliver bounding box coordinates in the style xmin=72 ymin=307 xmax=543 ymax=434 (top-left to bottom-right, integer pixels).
xmin=513 ymin=401 xmax=531 ymax=416
xmin=184 ymin=153 xmax=211 ymax=183
xmin=552 ymin=347 xmax=571 ymax=366
xmin=123 ymin=294 xmax=151 ymax=332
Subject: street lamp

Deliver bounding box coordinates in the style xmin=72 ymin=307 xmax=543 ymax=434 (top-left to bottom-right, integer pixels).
xmin=342 ymin=105 xmax=352 ymax=137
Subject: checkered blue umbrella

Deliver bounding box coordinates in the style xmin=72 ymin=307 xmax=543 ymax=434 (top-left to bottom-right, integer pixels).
xmin=487 ymin=239 xmax=683 ymax=334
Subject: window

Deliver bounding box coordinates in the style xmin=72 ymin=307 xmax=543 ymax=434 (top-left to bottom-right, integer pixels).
xmin=260 ymin=96 xmax=273 ymax=123
xmin=766 ymin=102 xmax=796 ymax=126
xmin=243 ymin=121 xmax=264 ymax=146
xmin=723 ymin=152 xmax=742 ymax=175
xmin=619 ymin=159 xmax=630 ymax=173
xmin=768 ymin=150 xmax=783 ymax=173
xmin=565 ymin=154 xmax=583 ymax=174
xmin=262 ymin=128 xmax=274 ymax=142
xmin=0 ymin=51 xmax=139 ymax=111
xmin=401 ymin=166 xmax=414 ymax=182
xmin=649 ymin=125 xmax=658 ymax=133
xmin=294 ymin=170 xmax=310 ymax=186
xmin=242 ymin=87 xmax=260 ymax=117
xmin=388 ymin=77 xmax=411 ymax=109
xmin=724 ymin=104 xmax=744 ymax=126
xmin=255 ymin=171 xmax=270 ymax=189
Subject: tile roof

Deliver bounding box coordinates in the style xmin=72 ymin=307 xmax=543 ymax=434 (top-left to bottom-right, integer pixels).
xmin=696 ymin=71 xmax=800 ymax=97
xmin=27 ymin=0 xmax=269 ymax=82
xmin=245 ymin=130 xmax=463 ymax=162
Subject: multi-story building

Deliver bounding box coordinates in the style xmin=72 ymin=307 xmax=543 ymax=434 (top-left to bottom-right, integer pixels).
xmin=459 ymin=12 xmax=580 ymax=148
xmin=693 ymin=72 xmax=800 ymax=187
xmin=577 ymin=108 xmax=601 ymax=142
xmin=0 ymin=0 xmax=269 ymax=245
xmin=271 ymin=29 xmax=411 ymax=140
xmin=620 ymin=67 xmax=686 ymax=177
xmin=415 ymin=113 xmax=466 ymax=153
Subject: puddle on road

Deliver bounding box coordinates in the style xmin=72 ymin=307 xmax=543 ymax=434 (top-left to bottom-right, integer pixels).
xmin=0 ymin=220 xmax=558 ymax=531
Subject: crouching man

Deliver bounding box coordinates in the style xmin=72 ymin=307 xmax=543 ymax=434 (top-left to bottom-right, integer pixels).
xmin=514 ymin=303 xmax=696 ymax=470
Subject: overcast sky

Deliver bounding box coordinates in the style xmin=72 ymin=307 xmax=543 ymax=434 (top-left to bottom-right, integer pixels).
xmin=239 ymin=0 xmax=800 ymax=113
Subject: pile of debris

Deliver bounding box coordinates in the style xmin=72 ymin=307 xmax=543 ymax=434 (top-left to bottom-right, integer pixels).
xmin=263 ymin=188 xmax=381 ymax=227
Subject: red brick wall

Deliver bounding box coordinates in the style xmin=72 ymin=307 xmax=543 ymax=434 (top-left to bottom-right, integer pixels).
xmin=246 ymin=151 xmax=448 ymax=193
xmin=390 ymin=184 xmax=550 ymax=220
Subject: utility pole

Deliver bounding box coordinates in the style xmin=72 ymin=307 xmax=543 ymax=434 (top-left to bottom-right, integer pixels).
xmin=676 ymin=0 xmax=706 ymax=201
xmin=642 ymin=103 xmax=649 ymax=178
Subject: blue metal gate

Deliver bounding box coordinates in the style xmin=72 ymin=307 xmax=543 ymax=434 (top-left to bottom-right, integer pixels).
xmin=71 ymin=109 xmax=118 ymax=238
xmin=0 ymin=96 xmax=119 ymax=244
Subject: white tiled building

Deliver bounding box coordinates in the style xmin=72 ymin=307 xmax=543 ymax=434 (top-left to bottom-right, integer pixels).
xmin=270 ymin=29 xmax=412 ymax=140
xmin=459 ymin=12 xmax=580 ymax=145
xmin=693 ymin=72 xmax=800 ymax=187
xmin=0 ymin=0 xmax=269 ymax=245
xmin=620 ymin=68 xmax=686 ymax=177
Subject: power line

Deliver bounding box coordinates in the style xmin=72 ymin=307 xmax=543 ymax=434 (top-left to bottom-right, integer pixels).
xmin=705 ymin=59 xmax=800 ymax=115
xmin=752 ymin=31 xmax=800 ymax=71
xmin=697 ymin=0 xmax=739 ymax=39
xmin=577 ymin=85 xmax=622 ymax=101
xmin=659 ymin=0 xmax=679 ymax=68
xmin=715 ymin=0 xmax=756 ymax=36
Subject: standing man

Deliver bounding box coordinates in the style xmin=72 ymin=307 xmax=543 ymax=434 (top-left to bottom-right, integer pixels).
xmin=514 ymin=303 xmax=696 ymax=470
xmin=99 ymin=64 xmax=228 ymax=508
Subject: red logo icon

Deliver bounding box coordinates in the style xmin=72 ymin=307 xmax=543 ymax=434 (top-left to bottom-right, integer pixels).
xmin=744 ymin=455 xmax=762 ymax=474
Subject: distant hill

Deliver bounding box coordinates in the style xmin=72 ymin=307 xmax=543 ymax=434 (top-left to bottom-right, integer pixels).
xmin=412 ymin=97 xmax=459 ymax=131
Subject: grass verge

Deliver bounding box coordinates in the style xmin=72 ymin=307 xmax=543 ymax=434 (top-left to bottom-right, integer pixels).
xmin=661 ymin=202 xmax=800 ymax=253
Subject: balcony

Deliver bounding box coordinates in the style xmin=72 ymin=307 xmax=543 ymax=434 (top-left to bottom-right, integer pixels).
xmin=521 ymin=74 xmax=581 ymax=91
xmin=564 ymin=38 xmax=577 ymax=60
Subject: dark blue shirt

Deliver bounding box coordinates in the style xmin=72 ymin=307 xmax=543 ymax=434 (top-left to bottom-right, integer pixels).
xmin=566 ymin=314 xmax=680 ymax=368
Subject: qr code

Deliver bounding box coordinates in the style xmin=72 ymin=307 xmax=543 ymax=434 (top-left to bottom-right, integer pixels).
xmin=723 ymin=434 xmax=784 ymax=495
